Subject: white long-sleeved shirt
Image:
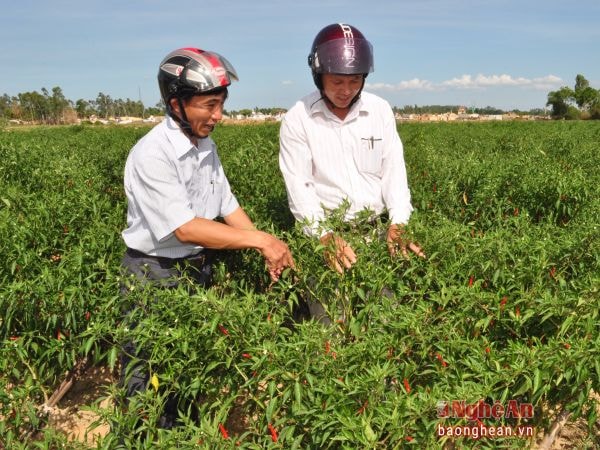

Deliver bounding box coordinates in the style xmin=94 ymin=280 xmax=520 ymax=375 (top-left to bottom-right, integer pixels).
xmin=122 ymin=116 xmax=239 ymax=258
xmin=279 ymin=90 xmax=413 ymax=236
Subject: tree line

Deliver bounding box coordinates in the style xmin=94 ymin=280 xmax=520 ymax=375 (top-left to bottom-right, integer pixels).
xmin=2 ymin=75 xmax=598 ymax=125
xmin=392 ymin=105 xmax=544 ymax=116
xmin=0 ymin=87 xmax=165 ymax=125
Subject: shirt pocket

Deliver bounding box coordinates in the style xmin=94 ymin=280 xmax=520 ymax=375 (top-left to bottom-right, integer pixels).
xmin=210 ymin=171 xmax=225 ymax=199
xmin=353 ymin=137 xmax=384 ymax=174
xmin=189 ymin=167 xmax=225 ymax=219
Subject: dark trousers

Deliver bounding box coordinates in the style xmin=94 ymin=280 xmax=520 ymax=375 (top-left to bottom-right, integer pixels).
xmin=119 ymin=248 xmax=215 ymax=429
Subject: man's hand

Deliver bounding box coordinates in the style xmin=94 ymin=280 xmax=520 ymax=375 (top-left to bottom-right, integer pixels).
xmin=256 ymin=232 xmax=295 ymax=281
xmin=386 ymin=224 xmax=425 ymax=259
xmin=320 ymin=232 xmax=357 ymax=274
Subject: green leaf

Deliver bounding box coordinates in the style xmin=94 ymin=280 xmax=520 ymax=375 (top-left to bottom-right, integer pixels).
xmin=107 ymin=346 xmax=117 ymax=371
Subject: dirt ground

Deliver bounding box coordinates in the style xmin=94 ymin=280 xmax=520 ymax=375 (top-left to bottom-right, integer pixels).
xmin=45 ymin=366 xmax=599 ymax=449
xmin=45 ymin=366 xmax=113 ymax=445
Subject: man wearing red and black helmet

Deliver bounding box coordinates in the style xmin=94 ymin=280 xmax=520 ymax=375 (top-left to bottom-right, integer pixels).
xmin=123 ymin=47 xmax=294 ymax=285
xmin=279 ymin=24 xmax=424 ymax=276
xmin=120 ymin=48 xmax=295 ymax=427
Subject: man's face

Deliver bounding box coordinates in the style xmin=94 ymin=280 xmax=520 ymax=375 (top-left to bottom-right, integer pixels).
xmin=321 ymin=73 xmax=363 ymax=109
xmin=171 ymin=92 xmax=226 ymax=138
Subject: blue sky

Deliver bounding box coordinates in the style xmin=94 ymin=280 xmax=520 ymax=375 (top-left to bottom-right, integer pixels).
xmin=1 ymin=0 xmax=599 ymax=111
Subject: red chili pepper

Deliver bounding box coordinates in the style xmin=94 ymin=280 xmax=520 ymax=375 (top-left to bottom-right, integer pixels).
xmin=436 ymin=353 xmax=448 ymax=367
xmin=9 ymin=336 xmax=19 ymax=341
xmin=356 ymin=399 xmax=368 ymax=415
xmin=218 ymin=423 xmax=229 ymax=439
xmin=242 ymin=353 xmax=252 ymax=359
xmin=513 ymin=207 xmax=519 ymax=216
xmin=564 ymin=343 xmax=571 ymax=349
xmin=515 ymin=306 xmax=521 ymax=318
xmin=468 ymin=275 xmax=474 ymax=287
xmin=406 ymin=436 xmax=414 ymax=442
xmin=268 ymin=423 xmax=278 ymax=442
xmin=218 ymin=324 xmax=229 ymax=336
xmin=485 ymin=347 xmax=491 ymax=354
xmin=500 ymin=296 xmax=507 ymax=310
xmin=324 ymin=340 xmax=330 ymax=354
xmin=403 ymin=378 xmax=411 ymax=393
xmin=57 ymin=330 xmax=62 ymax=340
xmin=549 ymin=267 xmax=556 ymax=279
xmin=84 ymin=311 xmax=91 ymax=321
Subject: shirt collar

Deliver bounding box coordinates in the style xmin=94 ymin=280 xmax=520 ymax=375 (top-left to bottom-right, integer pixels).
xmin=308 ymin=91 xmax=366 ymax=122
xmin=164 ymin=115 xmax=212 ymax=158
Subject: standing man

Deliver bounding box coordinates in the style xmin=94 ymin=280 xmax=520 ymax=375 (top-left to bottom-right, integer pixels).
xmin=120 ymin=47 xmax=294 ymax=426
xmin=123 ymin=47 xmax=294 ymax=286
xmin=279 ymin=23 xmax=424 ymax=275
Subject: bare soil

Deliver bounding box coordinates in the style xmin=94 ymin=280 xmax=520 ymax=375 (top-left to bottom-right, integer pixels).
xmin=45 ymin=366 xmax=599 ymax=449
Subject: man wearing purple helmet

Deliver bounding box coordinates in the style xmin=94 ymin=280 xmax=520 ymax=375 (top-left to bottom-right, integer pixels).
xmin=279 ymin=24 xmax=424 ymax=275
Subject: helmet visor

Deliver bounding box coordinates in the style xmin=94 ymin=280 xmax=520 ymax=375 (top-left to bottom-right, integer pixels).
xmin=180 ymin=52 xmax=239 ymax=93
xmin=313 ymin=37 xmax=373 ymax=74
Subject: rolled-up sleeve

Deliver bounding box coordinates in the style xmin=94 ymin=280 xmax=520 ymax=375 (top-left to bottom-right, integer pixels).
xmin=219 ymin=172 xmax=240 ymax=218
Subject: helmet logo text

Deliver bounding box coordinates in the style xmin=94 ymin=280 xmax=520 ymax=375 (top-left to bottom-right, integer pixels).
xmin=340 ymin=24 xmax=355 ymax=68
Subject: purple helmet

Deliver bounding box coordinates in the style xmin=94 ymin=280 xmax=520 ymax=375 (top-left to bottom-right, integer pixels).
xmin=308 ymin=23 xmax=374 ymax=89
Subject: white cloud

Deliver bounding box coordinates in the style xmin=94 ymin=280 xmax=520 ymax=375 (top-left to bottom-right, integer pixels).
xmin=367 ymin=78 xmax=434 ymax=91
xmin=367 ymin=74 xmax=563 ymax=92
xmin=281 ymin=80 xmax=293 ymax=85
xmin=530 ymin=75 xmax=563 ymax=90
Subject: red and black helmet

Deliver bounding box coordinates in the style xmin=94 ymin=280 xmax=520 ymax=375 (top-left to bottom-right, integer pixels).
xmin=308 ymin=23 xmax=374 ymax=89
xmin=157 ymin=47 xmax=238 ymax=105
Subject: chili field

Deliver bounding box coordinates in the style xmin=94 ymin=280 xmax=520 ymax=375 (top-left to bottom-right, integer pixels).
xmin=0 ymin=120 xmax=599 ymax=449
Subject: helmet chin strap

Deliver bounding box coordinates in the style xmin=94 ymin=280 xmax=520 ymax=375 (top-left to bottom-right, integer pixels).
xmin=168 ymin=98 xmax=205 ymax=141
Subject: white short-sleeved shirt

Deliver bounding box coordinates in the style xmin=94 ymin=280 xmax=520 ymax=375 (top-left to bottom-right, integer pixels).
xmin=122 ymin=116 xmax=239 ymax=258
xmin=279 ymin=90 xmax=413 ymax=236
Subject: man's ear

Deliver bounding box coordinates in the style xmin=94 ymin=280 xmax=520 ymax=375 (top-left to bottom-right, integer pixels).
xmin=169 ymin=97 xmax=180 ymax=115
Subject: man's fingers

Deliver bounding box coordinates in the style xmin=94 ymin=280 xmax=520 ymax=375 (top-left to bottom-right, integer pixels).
xmin=401 ymin=246 xmax=409 ymax=259
xmin=345 ymin=248 xmax=357 ymax=265
xmin=333 ymin=259 xmax=344 ymax=274
xmin=340 ymin=245 xmax=357 ymax=269
xmin=269 ymin=269 xmax=281 ymax=281
xmin=282 ymin=253 xmax=296 ymax=270
xmin=408 ymin=242 xmax=426 ymax=258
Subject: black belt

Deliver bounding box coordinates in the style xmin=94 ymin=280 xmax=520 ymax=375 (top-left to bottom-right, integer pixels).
xmin=125 ymin=247 xmax=212 ymax=267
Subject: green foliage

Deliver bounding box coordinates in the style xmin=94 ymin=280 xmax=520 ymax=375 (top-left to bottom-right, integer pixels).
xmin=547 ymin=74 xmax=600 ymax=120
xmin=0 ymin=122 xmax=599 ymax=449
xmin=1 ymin=89 xmax=161 ymax=124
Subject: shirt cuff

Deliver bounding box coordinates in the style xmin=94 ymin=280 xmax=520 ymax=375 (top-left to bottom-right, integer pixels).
xmin=388 ymin=207 xmax=412 ymax=226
